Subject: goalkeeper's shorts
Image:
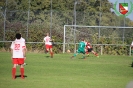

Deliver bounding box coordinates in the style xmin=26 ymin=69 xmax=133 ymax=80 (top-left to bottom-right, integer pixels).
xmin=88 ymin=48 xmax=93 ymax=52
xmin=77 ymin=48 xmax=85 ymax=54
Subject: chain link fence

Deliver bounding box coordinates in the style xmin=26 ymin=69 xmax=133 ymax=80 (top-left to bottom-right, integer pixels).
xmin=1 ymin=11 xmax=132 ymax=41
xmin=63 ymin=25 xmax=133 ymax=54
xmin=0 ymin=0 xmax=133 ymax=55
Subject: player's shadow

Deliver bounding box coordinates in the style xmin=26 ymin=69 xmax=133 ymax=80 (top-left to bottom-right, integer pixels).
xmin=15 ymin=75 xmax=27 ymax=78
xmin=130 ymin=62 xmax=133 ymax=68
xmin=45 ymin=56 xmax=50 ymax=58
xmin=78 ymin=57 xmax=85 ymax=59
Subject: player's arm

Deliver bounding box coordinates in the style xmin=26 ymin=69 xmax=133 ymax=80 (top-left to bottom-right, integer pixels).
xmin=43 ymin=39 xmax=45 ymax=43
xmin=23 ymin=48 xmax=26 ymax=57
xmin=10 ymin=42 xmax=14 ymax=59
xmin=49 ymin=37 xmax=53 ymax=42
xmin=10 ymin=49 xmax=13 ymax=59
xmin=23 ymin=48 xmax=26 ymax=60
xmin=43 ymin=37 xmax=46 ymax=43
xmin=23 ymin=40 xmax=27 ymax=52
xmin=22 ymin=42 xmax=26 ymax=60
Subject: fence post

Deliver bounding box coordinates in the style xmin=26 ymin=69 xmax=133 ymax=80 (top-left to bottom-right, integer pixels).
xmin=63 ymin=25 xmax=66 ymax=53
xmin=101 ymin=45 xmax=103 ymax=55
xmin=129 ymin=46 xmax=131 ymax=56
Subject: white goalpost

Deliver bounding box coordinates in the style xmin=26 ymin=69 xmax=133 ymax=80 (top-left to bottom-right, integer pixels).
xmin=63 ymin=25 xmax=133 ymax=55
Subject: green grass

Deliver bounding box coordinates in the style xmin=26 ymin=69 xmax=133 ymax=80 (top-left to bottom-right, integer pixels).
xmin=0 ymin=52 xmax=133 ymax=88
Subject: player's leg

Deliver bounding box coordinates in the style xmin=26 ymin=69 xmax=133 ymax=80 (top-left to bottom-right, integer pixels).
xmin=12 ymin=58 xmax=17 ymax=79
xmin=131 ymin=47 xmax=133 ymax=55
xmin=19 ymin=59 xmax=25 ymax=79
xmin=88 ymin=48 xmax=93 ymax=56
xmin=91 ymin=50 xmax=99 ymax=57
xmin=82 ymin=53 xmax=86 ymax=59
xmin=82 ymin=49 xmax=86 ymax=59
xmin=49 ymin=46 xmax=53 ymax=58
xmin=12 ymin=64 xmax=17 ymax=79
xmin=85 ymin=48 xmax=89 ymax=55
xmin=45 ymin=45 xmax=49 ymax=53
xmin=71 ymin=50 xmax=79 ymax=59
xmin=20 ymin=65 xmax=24 ymax=79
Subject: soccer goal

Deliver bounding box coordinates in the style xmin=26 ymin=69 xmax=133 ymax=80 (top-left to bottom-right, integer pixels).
xmin=63 ymin=25 xmax=133 ymax=55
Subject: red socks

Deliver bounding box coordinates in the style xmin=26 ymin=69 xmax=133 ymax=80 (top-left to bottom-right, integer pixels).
xmin=20 ymin=68 xmax=24 ymax=79
xmin=12 ymin=68 xmax=24 ymax=79
xmin=12 ymin=68 xmax=16 ymax=79
xmin=86 ymin=51 xmax=89 ymax=54
xmin=94 ymin=52 xmax=98 ymax=56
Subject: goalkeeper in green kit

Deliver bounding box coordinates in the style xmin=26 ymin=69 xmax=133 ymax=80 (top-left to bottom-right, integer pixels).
xmin=71 ymin=39 xmax=86 ymax=59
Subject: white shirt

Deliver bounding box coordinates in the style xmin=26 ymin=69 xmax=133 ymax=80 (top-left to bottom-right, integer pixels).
xmin=15 ymin=37 xmax=25 ymax=42
xmin=15 ymin=37 xmax=26 ymax=48
xmin=44 ymin=36 xmax=52 ymax=45
xmin=10 ymin=39 xmax=26 ymax=58
xmin=131 ymin=41 xmax=133 ymax=46
xmin=20 ymin=37 xmax=25 ymax=42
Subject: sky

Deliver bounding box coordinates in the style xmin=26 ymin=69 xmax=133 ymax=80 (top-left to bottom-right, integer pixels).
xmin=108 ymin=0 xmax=133 ymax=21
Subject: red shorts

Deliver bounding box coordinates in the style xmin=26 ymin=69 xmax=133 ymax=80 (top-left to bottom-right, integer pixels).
xmin=12 ymin=58 xmax=24 ymax=65
xmin=45 ymin=45 xmax=52 ymax=49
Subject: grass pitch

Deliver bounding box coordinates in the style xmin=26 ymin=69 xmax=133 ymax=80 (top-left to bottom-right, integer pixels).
xmin=0 ymin=52 xmax=133 ymax=88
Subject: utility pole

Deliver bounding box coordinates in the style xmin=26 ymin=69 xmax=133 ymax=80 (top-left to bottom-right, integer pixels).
xmin=50 ymin=0 xmax=53 ymax=37
xmin=27 ymin=0 xmax=30 ymax=41
xmin=123 ymin=0 xmax=126 ymax=44
xmin=74 ymin=0 xmax=77 ymax=53
xmin=98 ymin=0 xmax=101 ymax=39
xmin=3 ymin=0 xmax=7 ymax=41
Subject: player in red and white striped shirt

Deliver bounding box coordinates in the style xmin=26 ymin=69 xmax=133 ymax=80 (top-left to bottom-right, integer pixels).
xmin=10 ymin=33 xmax=26 ymax=79
xmin=43 ymin=33 xmax=53 ymax=58
xmin=85 ymin=41 xmax=99 ymax=57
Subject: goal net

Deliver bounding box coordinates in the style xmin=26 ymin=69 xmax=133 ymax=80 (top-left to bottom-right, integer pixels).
xmin=63 ymin=25 xmax=133 ymax=55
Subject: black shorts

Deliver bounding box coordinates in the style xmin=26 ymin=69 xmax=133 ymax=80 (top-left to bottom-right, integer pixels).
xmin=88 ymin=48 xmax=93 ymax=52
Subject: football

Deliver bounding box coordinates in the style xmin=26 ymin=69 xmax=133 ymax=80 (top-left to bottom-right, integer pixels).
xmin=67 ymin=49 xmax=71 ymax=53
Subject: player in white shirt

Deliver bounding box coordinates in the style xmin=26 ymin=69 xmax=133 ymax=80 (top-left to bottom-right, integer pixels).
xmin=43 ymin=33 xmax=53 ymax=58
xmin=15 ymin=33 xmax=25 ymax=42
xmin=131 ymin=41 xmax=133 ymax=47
xmin=16 ymin=37 xmax=25 ymax=42
xmin=130 ymin=41 xmax=133 ymax=54
xmin=15 ymin=34 xmax=27 ymax=66
xmin=10 ymin=33 xmax=26 ymax=79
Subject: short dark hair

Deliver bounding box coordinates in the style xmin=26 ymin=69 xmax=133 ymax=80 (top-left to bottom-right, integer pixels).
xmin=16 ymin=33 xmax=21 ymax=39
xmin=81 ymin=38 xmax=85 ymax=41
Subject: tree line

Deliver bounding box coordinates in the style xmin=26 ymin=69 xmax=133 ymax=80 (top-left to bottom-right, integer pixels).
xmin=0 ymin=0 xmax=133 ymax=55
